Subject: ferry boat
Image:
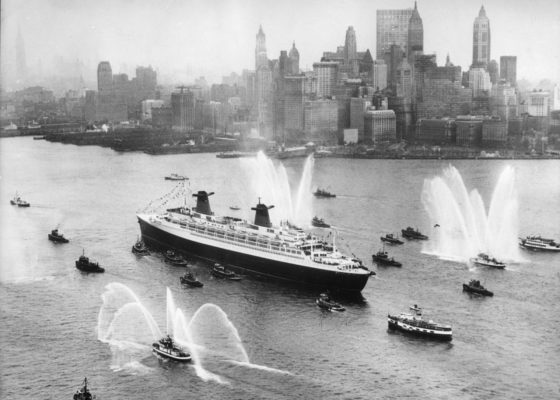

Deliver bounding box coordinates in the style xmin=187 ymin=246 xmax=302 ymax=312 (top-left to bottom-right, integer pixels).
xmin=463 ymin=279 xmax=493 ymax=296
xmin=401 ymin=227 xmax=428 ymax=240
xmin=470 ymin=253 xmax=506 ymax=269
xmin=75 ymin=251 xmax=104 ymax=273
xmin=313 ymin=188 xmax=336 ymax=198
xmin=388 ymin=309 xmax=452 ymax=341
xmin=311 ymin=216 xmax=330 ymax=228
xmin=372 ymin=250 xmax=402 ymax=267
xmin=380 ymin=233 xmax=404 ymax=245
xmin=48 ymin=228 xmax=69 ymax=243
xmin=136 ymin=191 xmax=370 ymax=292
xmin=165 ymin=173 xmax=188 ymax=181
xmin=72 ymin=377 xmax=94 ymax=400
xmin=519 ymin=235 xmax=560 ymax=252
xmin=152 ymin=335 xmax=191 ymax=362
xmin=316 ymin=292 xmax=345 ymax=312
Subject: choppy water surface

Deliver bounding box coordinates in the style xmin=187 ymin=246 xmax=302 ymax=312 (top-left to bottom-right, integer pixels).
xmin=1 ymin=137 xmax=559 ymax=399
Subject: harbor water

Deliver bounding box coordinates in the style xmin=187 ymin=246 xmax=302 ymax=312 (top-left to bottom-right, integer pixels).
xmin=1 ymin=137 xmax=559 ymax=399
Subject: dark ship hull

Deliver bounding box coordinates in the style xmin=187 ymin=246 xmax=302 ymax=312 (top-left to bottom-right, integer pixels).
xmin=463 ymin=284 xmax=493 ymax=296
xmin=138 ymin=218 xmax=369 ymax=292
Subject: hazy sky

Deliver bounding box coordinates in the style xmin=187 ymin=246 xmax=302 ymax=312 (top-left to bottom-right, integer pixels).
xmin=1 ymin=0 xmax=559 ymax=86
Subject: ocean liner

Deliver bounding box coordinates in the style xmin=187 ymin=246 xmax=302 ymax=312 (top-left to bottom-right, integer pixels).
xmin=137 ymin=191 xmax=370 ymax=292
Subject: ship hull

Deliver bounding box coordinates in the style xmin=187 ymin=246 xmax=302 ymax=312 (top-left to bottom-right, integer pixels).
xmin=138 ymin=217 xmax=369 ymax=292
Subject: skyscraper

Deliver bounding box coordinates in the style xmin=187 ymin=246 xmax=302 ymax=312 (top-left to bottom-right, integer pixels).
xmin=288 ymin=42 xmax=300 ymax=75
xmin=313 ymin=62 xmax=339 ymax=98
xmin=500 ymin=56 xmax=517 ymax=86
xmin=407 ymin=1 xmax=423 ymax=61
xmin=472 ymin=5 xmax=491 ymax=67
xmin=97 ymin=61 xmax=113 ymax=95
xmin=255 ymin=25 xmax=268 ymax=71
xmin=376 ymin=8 xmax=414 ymax=60
xmin=344 ymin=26 xmax=359 ymax=77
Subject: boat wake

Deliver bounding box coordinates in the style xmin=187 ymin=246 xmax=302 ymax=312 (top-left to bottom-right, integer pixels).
xmin=97 ymin=283 xmax=288 ymax=384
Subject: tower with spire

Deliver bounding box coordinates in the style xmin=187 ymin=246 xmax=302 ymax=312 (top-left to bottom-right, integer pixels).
xmin=255 ymin=25 xmax=268 ymax=71
xmin=407 ymin=1 xmax=423 ymax=62
xmin=288 ymin=42 xmax=300 ymax=75
xmin=472 ymin=5 xmax=491 ymax=68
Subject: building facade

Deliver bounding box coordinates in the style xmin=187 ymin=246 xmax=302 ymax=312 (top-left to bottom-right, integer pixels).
xmin=472 ymin=6 xmax=491 ymax=67
xmin=500 ymin=56 xmax=517 ymax=86
xmin=313 ymin=62 xmax=339 ymax=98
xmin=364 ymin=109 xmax=396 ymax=144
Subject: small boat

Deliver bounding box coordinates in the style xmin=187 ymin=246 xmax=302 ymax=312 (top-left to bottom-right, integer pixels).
xmin=10 ymin=193 xmax=30 ymax=207
xmin=211 ymin=263 xmax=241 ymax=280
xmin=229 ymin=205 xmax=241 ymax=211
xmin=401 ymin=227 xmax=428 ymax=240
xmin=33 ymin=135 xmax=45 ymax=140
xmin=372 ymin=250 xmax=402 ymax=267
xmin=48 ymin=228 xmax=69 ymax=243
xmin=519 ymin=235 xmax=560 ymax=252
xmin=470 ymin=253 xmax=506 ymax=269
xmin=164 ymin=173 xmax=188 ymax=181
xmin=463 ymin=279 xmax=494 ymax=296
xmin=311 ymin=216 xmax=330 ymax=228
xmin=72 ymin=377 xmax=94 ymax=400
xmin=164 ymin=250 xmax=188 ymax=266
xmin=409 ymin=304 xmax=422 ymax=314
xmin=131 ymin=238 xmax=150 ymax=255
xmin=313 ymin=188 xmax=336 ymax=198
xmin=75 ymin=251 xmax=104 ymax=273
xmin=388 ymin=310 xmax=452 ymax=341
xmin=180 ymin=271 xmax=203 ymax=287
xmin=316 ymin=293 xmax=345 ymax=312
xmin=152 ymin=335 xmax=191 ymax=362
xmin=380 ymin=233 xmax=404 ymax=245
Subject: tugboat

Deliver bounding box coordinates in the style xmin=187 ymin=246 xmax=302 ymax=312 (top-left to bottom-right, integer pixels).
xmin=131 ymin=238 xmax=150 ymax=255
xmin=463 ymin=279 xmax=493 ymax=296
xmin=229 ymin=205 xmax=241 ymax=211
xmin=10 ymin=193 xmax=30 ymax=207
xmin=180 ymin=271 xmax=203 ymax=287
xmin=48 ymin=228 xmax=69 ymax=243
xmin=470 ymin=253 xmax=506 ymax=269
xmin=401 ymin=227 xmax=428 ymax=240
xmin=316 ymin=292 xmax=345 ymax=312
xmin=388 ymin=308 xmax=452 ymax=341
xmin=519 ymin=235 xmax=560 ymax=252
xmin=72 ymin=377 xmax=94 ymax=400
xmin=380 ymin=233 xmax=404 ymax=245
xmin=311 ymin=216 xmax=330 ymax=228
xmin=372 ymin=250 xmax=402 ymax=267
xmin=164 ymin=250 xmax=188 ymax=266
xmin=211 ymin=263 xmax=241 ymax=280
xmin=152 ymin=335 xmax=192 ymax=362
xmin=164 ymin=173 xmax=188 ymax=181
xmin=313 ymin=188 xmax=336 ymax=198
xmin=75 ymin=251 xmax=105 ymax=273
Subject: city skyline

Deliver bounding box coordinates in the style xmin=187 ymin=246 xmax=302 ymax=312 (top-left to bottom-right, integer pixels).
xmin=1 ymin=0 xmax=559 ymax=88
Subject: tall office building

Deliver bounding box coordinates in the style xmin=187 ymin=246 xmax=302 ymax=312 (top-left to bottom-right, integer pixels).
xmin=472 ymin=6 xmax=491 ymax=67
xmin=407 ymin=1 xmax=423 ymax=61
xmin=376 ymin=8 xmax=414 ymax=60
xmin=372 ymin=60 xmax=388 ymax=91
xmin=469 ymin=67 xmax=492 ymax=97
xmin=171 ymin=86 xmax=196 ymax=132
xmin=313 ymin=62 xmax=339 ymax=98
xmin=283 ymin=76 xmax=306 ymax=139
xmin=344 ymin=26 xmax=357 ymax=65
xmin=255 ymin=25 xmax=268 ymax=70
xmin=289 ymin=42 xmax=300 ymax=75
xmin=500 ymin=56 xmax=517 ymax=86
xmin=97 ymin=61 xmax=113 ymax=95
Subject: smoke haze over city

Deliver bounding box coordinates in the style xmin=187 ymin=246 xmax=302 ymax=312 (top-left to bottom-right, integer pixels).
xmin=1 ymin=0 xmax=559 ymax=90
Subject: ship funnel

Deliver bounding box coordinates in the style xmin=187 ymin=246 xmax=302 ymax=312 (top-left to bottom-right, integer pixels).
xmin=192 ymin=191 xmax=214 ymax=215
xmin=251 ymin=199 xmax=274 ymax=227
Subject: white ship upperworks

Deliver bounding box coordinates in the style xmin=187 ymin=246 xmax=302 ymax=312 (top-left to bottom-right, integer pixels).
xmin=137 ymin=191 xmax=371 ymax=292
